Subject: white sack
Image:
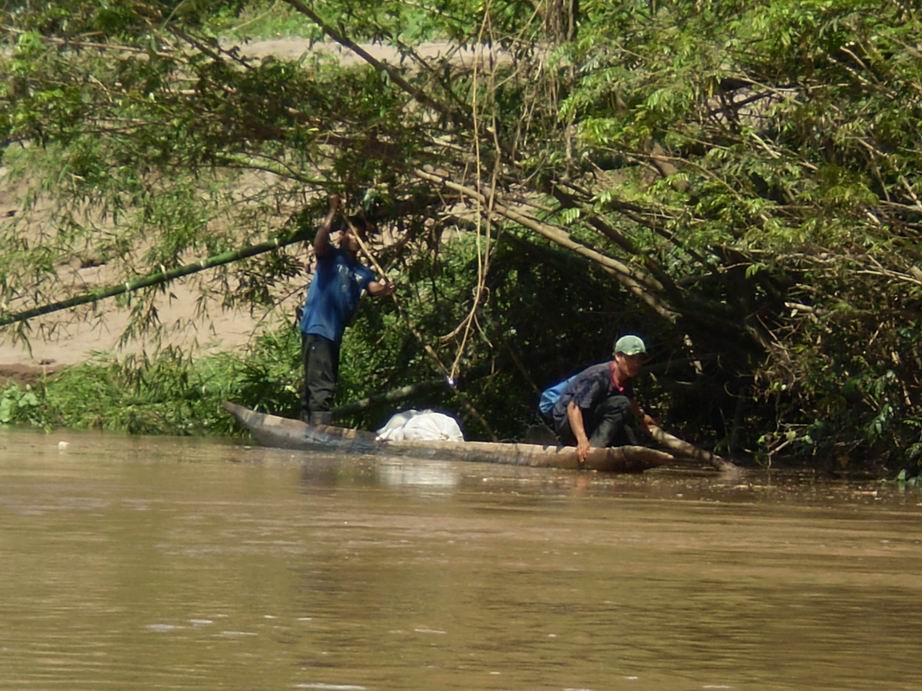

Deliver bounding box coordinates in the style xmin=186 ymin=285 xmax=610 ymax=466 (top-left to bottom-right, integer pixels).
xmin=376 ymin=409 xmax=464 ymax=442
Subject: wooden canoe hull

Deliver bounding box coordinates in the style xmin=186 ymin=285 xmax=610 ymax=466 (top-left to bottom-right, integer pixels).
xmin=223 ymin=402 xmax=677 ymax=473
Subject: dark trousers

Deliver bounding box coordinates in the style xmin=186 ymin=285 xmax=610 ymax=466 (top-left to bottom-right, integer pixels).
xmin=301 ymin=333 xmax=340 ymax=421
xmin=556 ymin=394 xmax=642 ymax=447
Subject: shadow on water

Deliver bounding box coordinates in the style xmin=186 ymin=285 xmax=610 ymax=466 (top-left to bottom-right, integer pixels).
xmin=2 ymin=426 xmax=922 ymax=689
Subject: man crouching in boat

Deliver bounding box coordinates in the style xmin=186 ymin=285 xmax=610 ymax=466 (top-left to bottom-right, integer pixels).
xmin=299 ymin=194 xmax=395 ymax=425
xmin=550 ymin=335 xmax=655 ymax=465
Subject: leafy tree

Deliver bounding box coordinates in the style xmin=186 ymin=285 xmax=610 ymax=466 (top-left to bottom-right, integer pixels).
xmin=1 ymin=0 xmax=919 ymax=468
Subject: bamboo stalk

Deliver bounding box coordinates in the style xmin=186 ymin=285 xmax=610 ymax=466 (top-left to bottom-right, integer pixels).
xmin=413 ymin=168 xmax=681 ymax=322
xmin=0 ymin=230 xmax=306 ymax=329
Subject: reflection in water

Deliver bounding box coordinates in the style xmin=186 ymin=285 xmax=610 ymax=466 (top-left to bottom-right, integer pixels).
xmin=1 ymin=426 xmax=922 ymax=689
xmin=375 ymin=457 xmax=460 ymax=488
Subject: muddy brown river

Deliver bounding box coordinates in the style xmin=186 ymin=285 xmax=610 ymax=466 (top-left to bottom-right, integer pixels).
xmin=2 ymin=426 xmax=921 ymax=689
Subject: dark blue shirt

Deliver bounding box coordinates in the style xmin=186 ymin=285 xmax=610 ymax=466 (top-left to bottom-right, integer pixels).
xmin=299 ymin=247 xmax=376 ymax=344
xmin=551 ymin=361 xmax=635 ymax=429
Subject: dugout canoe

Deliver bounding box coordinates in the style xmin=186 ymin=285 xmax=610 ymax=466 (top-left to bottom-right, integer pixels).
xmin=222 ymin=401 xmax=677 ymax=473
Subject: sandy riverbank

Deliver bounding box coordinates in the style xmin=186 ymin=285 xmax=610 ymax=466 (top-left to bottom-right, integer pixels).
xmin=0 ymin=37 xmax=510 ymax=382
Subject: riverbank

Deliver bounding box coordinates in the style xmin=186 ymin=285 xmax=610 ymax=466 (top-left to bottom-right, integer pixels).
xmin=0 ymin=38 xmax=506 ymax=383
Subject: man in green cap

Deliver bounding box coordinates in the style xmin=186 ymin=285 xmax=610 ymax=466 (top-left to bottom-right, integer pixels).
xmin=550 ymin=334 xmax=655 ymax=463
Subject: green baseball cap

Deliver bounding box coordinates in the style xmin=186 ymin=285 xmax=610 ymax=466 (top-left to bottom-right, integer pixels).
xmin=614 ymin=335 xmax=646 ymax=356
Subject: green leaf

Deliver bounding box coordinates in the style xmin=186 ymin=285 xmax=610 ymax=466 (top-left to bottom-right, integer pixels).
xmin=0 ymin=397 xmax=14 ymax=424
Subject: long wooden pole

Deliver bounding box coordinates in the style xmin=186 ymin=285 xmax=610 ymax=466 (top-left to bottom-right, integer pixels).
xmin=343 ymin=215 xmax=500 ymax=440
xmin=331 ymin=378 xmax=449 ymax=416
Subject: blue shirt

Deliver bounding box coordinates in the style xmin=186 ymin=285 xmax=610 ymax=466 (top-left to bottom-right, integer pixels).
xmin=299 ymin=247 xmax=376 ymax=343
xmin=551 ymin=361 xmax=634 ymax=429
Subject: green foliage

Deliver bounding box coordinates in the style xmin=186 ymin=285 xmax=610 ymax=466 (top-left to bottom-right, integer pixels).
xmin=2 ymin=0 xmax=921 ymax=468
xmin=208 ymin=0 xmax=323 ymax=40
xmin=0 ymin=385 xmax=43 ymax=426
xmin=556 ymin=0 xmax=922 ymax=464
xmin=0 ymin=231 xmax=655 ymax=443
xmin=0 ymin=326 xmax=302 ymax=435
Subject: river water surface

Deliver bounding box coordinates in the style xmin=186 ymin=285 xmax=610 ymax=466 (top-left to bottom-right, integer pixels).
xmin=2 ymin=427 xmax=921 ymax=690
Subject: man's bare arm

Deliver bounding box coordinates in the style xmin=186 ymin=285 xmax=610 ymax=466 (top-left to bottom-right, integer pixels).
xmin=567 ymin=401 xmax=591 ymax=463
xmin=312 ymin=195 xmax=341 ymax=258
xmin=631 ymin=399 xmax=655 ymax=431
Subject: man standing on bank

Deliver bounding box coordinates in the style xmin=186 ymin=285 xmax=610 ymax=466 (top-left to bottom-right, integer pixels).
xmin=299 ymin=194 xmax=395 ymax=425
xmin=551 ymin=335 xmax=655 ymax=464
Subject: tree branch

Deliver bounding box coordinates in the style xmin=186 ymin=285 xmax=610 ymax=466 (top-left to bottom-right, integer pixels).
xmin=280 ymin=0 xmax=471 ymax=128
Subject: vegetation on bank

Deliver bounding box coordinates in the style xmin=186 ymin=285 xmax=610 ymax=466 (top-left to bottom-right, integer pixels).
xmin=0 ymin=233 xmax=658 ymax=441
xmin=0 ymin=1 xmax=920 ymax=472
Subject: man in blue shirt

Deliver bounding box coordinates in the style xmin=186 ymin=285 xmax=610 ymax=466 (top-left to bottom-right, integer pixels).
xmin=299 ymin=195 xmax=395 ymax=425
xmin=551 ymin=335 xmax=655 ymax=464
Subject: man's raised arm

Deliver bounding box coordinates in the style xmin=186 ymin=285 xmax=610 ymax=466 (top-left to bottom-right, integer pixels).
xmin=312 ymin=194 xmax=341 ymax=258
